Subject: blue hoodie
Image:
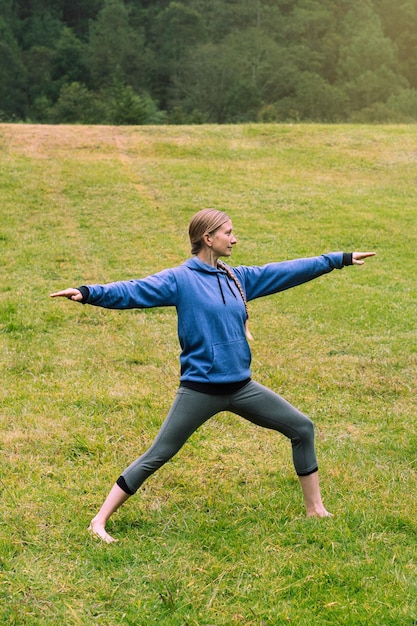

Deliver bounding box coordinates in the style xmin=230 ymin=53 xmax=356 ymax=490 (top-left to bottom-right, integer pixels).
xmin=81 ymin=253 xmax=345 ymax=383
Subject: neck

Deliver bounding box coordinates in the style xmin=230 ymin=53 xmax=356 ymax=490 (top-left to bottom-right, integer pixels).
xmin=197 ymin=249 xmax=218 ymax=267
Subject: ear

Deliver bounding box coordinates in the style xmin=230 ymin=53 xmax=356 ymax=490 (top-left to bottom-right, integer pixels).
xmin=202 ymin=232 xmax=212 ymax=247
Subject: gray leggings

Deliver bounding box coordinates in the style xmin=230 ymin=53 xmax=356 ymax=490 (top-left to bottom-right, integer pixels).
xmin=121 ymin=381 xmax=318 ymax=494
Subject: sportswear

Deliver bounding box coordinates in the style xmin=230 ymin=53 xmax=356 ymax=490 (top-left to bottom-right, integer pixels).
xmin=79 ymin=253 xmax=348 ymax=384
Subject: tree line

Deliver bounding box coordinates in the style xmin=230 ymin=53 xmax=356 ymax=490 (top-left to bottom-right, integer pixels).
xmin=1 ymin=0 xmax=417 ymax=124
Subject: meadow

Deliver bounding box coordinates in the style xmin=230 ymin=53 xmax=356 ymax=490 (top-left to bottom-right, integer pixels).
xmin=0 ymin=123 xmax=416 ymax=625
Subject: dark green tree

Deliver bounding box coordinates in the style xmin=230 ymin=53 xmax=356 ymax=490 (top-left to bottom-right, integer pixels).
xmin=52 ymin=27 xmax=88 ymax=86
xmin=51 ymin=81 xmax=103 ymax=123
xmin=386 ymin=88 xmax=417 ymax=121
xmin=23 ymin=28 xmax=88 ymax=120
xmin=62 ymin=0 xmax=104 ymax=38
xmin=377 ymin=0 xmax=417 ymax=89
xmin=17 ymin=7 xmax=64 ymax=50
xmin=23 ymin=45 xmax=54 ymax=108
xmin=151 ymin=1 xmax=206 ymax=107
xmin=0 ymin=16 xmax=27 ymax=119
xmin=175 ymin=42 xmax=236 ymax=122
xmin=85 ymin=0 xmax=148 ymax=92
xmin=103 ymin=83 xmax=166 ymax=124
xmin=336 ymin=2 xmax=407 ymax=112
xmin=275 ymin=71 xmax=348 ymax=121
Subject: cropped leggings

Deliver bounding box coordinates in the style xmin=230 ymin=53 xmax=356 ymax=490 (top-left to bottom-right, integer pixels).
xmin=119 ymin=380 xmax=318 ymax=495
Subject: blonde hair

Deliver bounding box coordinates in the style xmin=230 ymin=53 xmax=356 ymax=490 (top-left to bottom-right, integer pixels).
xmin=189 ymin=208 xmax=230 ymax=255
xmin=188 ymin=209 xmax=253 ymax=340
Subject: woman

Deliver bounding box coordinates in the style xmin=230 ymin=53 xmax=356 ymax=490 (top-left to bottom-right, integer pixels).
xmin=51 ymin=209 xmax=375 ymax=543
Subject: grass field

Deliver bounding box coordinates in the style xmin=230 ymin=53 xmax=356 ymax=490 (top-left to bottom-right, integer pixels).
xmin=1 ymin=123 xmax=416 ymax=625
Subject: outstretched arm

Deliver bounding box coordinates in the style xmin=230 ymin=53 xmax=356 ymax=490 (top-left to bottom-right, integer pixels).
xmin=50 ymin=268 xmax=178 ymax=309
xmin=239 ymin=251 xmax=376 ymax=302
xmin=50 ymin=288 xmax=83 ymax=301
xmin=352 ymin=252 xmax=375 ymax=265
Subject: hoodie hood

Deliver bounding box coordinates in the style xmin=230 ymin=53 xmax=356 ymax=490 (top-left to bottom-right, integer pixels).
xmin=183 ymin=256 xmax=223 ymax=274
xmin=183 ymin=256 xmax=241 ymax=306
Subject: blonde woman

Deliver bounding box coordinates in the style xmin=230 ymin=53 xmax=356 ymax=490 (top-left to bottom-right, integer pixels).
xmin=51 ymin=209 xmax=374 ymax=543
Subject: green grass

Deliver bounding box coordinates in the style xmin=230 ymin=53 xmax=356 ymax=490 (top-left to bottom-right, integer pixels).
xmin=1 ymin=123 xmax=416 ymax=625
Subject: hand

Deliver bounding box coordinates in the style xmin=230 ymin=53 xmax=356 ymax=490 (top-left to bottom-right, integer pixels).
xmin=352 ymin=252 xmax=376 ymax=266
xmin=50 ymin=288 xmax=83 ymax=301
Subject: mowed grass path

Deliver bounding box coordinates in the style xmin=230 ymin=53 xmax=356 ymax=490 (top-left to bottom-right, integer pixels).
xmin=0 ymin=123 xmax=416 ymax=625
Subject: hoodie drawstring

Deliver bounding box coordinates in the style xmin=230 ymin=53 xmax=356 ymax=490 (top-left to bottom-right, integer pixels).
xmin=216 ymin=273 xmax=226 ymax=305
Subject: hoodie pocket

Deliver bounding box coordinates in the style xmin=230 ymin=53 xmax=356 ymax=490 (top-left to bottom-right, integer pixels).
xmin=207 ymin=339 xmax=251 ymax=381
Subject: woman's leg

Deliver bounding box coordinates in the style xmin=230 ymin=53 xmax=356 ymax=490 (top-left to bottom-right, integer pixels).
xmin=89 ymin=484 xmax=131 ymax=543
xmin=230 ymin=380 xmax=331 ymax=517
xmin=298 ymin=471 xmax=331 ymax=517
xmin=89 ymin=388 xmax=225 ymax=541
xmin=121 ymin=388 xmax=225 ymax=493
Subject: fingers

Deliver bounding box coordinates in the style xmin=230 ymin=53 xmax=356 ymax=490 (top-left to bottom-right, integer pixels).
xmin=50 ymin=288 xmax=82 ymax=301
xmin=352 ymin=252 xmax=376 ymax=265
xmin=353 ymin=252 xmax=376 ymax=258
xmin=49 ymin=289 xmax=72 ymax=298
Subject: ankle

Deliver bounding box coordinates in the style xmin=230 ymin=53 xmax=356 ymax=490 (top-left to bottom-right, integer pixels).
xmin=90 ymin=515 xmax=106 ymax=527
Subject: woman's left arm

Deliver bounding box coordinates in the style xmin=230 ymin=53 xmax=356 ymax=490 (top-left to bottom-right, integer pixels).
xmin=236 ymin=251 xmax=376 ymax=301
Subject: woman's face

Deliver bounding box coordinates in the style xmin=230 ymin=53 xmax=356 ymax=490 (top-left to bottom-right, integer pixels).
xmin=208 ymin=220 xmax=237 ymax=258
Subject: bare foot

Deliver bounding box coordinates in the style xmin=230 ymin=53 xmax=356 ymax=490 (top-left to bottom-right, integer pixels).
xmin=88 ymin=519 xmax=118 ymax=543
xmin=306 ymin=509 xmax=333 ymax=518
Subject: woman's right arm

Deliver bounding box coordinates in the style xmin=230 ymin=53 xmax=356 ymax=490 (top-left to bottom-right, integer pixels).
xmin=50 ymin=269 xmax=178 ymax=310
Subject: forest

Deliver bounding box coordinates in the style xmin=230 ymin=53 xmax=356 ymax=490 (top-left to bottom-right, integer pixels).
xmin=1 ymin=0 xmax=417 ymax=124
